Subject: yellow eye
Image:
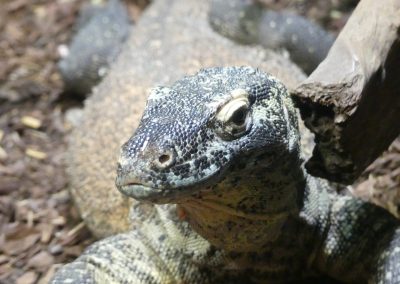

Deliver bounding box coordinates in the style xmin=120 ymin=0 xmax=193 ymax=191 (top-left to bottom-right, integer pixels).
xmin=215 ymin=89 xmax=251 ymax=140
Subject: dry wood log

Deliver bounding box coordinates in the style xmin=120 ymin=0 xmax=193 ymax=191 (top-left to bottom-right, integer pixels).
xmin=292 ymin=0 xmax=400 ymax=184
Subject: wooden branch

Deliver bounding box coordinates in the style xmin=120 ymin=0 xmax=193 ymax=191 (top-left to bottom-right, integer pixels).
xmin=292 ymin=0 xmax=400 ymax=184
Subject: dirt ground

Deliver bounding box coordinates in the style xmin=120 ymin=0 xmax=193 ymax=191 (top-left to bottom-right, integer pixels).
xmin=0 ymin=0 xmax=398 ymax=283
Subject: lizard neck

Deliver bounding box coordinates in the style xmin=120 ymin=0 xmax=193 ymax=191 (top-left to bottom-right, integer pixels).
xmin=178 ymin=148 xmax=314 ymax=252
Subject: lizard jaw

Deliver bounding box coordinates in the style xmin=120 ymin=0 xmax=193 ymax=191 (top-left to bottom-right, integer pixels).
xmin=117 ymin=183 xmax=163 ymax=202
xmin=116 ymin=182 xmax=215 ymax=204
xmin=115 ymin=170 xmax=220 ymax=204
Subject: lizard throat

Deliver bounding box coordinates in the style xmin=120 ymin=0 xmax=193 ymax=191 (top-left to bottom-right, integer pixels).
xmin=175 ymin=162 xmax=307 ymax=252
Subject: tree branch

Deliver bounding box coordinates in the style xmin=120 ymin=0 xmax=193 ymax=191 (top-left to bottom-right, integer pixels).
xmin=292 ymin=0 xmax=400 ymax=184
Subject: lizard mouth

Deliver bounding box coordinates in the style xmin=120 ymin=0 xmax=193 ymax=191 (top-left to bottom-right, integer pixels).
xmin=117 ymin=183 xmax=164 ymax=201
xmin=115 ymin=157 xmax=231 ymax=204
xmin=115 ymin=172 xmax=219 ymax=204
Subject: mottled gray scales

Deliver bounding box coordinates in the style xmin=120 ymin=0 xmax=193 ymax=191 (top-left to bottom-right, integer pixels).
xmin=209 ymin=0 xmax=334 ymax=74
xmin=54 ymin=67 xmax=400 ymax=283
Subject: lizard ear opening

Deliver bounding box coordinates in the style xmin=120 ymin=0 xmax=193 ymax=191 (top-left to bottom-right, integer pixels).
xmin=214 ymin=89 xmax=252 ymax=140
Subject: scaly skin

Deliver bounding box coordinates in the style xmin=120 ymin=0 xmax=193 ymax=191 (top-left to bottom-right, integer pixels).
xmin=53 ymin=67 xmax=400 ymax=283
xmin=209 ymin=0 xmax=334 ymax=74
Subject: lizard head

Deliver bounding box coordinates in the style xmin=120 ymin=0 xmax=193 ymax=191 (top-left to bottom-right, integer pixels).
xmin=116 ymin=66 xmax=300 ymax=203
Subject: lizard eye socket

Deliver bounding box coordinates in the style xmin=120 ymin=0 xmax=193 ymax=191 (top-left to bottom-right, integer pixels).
xmin=214 ymin=89 xmax=252 ymax=140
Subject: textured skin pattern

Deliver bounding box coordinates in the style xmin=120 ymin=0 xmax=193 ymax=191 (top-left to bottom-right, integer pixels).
xmin=59 ymin=0 xmax=332 ymax=97
xmin=58 ymin=0 xmax=130 ymax=96
xmin=54 ymin=67 xmax=400 ymax=283
xmin=209 ymin=0 xmax=335 ymax=74
xmin=66 ymin=0 xmax=305 ymax=238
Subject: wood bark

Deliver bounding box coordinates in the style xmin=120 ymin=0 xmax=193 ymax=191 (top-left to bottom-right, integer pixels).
xmin=293 ymin=0 xmax=400 ymax=184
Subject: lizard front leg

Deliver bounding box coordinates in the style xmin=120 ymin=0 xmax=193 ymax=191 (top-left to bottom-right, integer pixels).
xmin=316 ymin=196 xmax=400 ymax=283
xmin=51 ymin=231 xmax=190 ymax=283
xmin=372 ymin=226 xmax=400 ymax=283
xmin=51 ymin=204 xmax=222 ymax=284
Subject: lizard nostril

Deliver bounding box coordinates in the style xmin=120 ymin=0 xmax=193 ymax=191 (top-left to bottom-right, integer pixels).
xmin=154 ymin=149 xmax=176 ymax=169
xmin=158 ymin=154 xmax=171 ymax=164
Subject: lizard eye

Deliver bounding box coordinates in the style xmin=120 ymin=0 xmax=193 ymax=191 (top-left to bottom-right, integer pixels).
xmin=230 ymin=106 xmax=247 ymax=126
xmin=214 ymin=89 xmax=252 ymax=140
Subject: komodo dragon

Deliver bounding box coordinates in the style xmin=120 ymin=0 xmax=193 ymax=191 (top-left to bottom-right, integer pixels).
xmin=54 ymin=0 xmax=400 ymax=283
xmin=54 ymin=66 xmax=400 ymax=283
xmin=66 ymin=0 xmax=334 ymax=238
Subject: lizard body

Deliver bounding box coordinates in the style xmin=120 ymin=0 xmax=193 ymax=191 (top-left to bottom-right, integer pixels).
xmin=209 ymin=0 xmax=335 ymax=74
xmin=59 ymin=0 xmax=333 ymax=96
xmin=53 ymin=67 xmax=400 ymax=283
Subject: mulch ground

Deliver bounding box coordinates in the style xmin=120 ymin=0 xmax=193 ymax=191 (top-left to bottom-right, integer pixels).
xmin=0 ymin=0 xmax=94 ymax=283
xmin=0 ymin=0 xmax=398 ymax=283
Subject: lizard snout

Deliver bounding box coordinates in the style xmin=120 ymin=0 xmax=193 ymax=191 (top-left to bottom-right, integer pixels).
xmin=115 ymin=162 xmax=163 ymax=201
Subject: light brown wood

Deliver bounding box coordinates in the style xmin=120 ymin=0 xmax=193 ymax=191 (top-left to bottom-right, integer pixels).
xmin=293 ymin=0 xmax=400 ymax=184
